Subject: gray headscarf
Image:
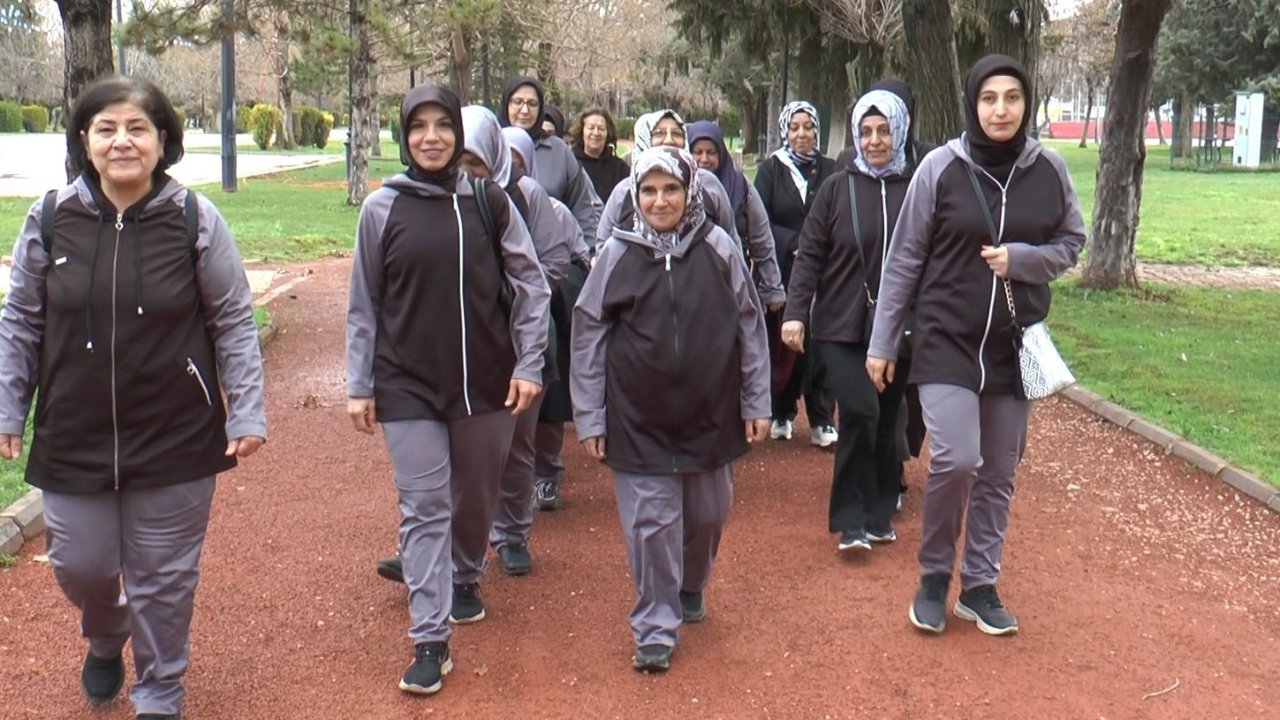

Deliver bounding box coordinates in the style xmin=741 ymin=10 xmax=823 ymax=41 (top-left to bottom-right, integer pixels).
xmin=850 ymin=90 xmax=910 ymax=178
xmin=461 ymin=105 xmax=512 ymax=186
xmin=501 ymin=125 xmax=537 ymax=180
xmin=625 ymin=146 xmax=706 ymax=252
xmin=632 ymin=109 xmax=686 ymax=154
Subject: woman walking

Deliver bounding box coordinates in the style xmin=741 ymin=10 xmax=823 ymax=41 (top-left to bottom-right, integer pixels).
xmin=781 ymin=89 xmax=916 ymax=552
xmin=866 ymin=55 xmax=1085 ymax=636
xmin=347 ymin=84 xmax=550 ymax=694
xmin=0 ymin=76 xmax=267 ymax=720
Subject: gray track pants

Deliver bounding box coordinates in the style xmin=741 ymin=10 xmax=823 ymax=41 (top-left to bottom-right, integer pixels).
xmin=490 ymin=395 xmax=544 ymax=548
xmin=612 ymin=464 xmax=734 ymax=648
xmin=534 ymin=421 xmax=566 ymax=489
xmin=384 ymin=410 xmax=516 ymax=643
xmin=917 ymin=384 xmax=1030 ymax=589
xmin=43 ymin=477 xmax=216 ymax=717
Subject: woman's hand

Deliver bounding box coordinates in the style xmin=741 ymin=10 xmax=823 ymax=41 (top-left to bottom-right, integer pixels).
xmin=745 ymin=418 xmax=772 ymax=443
xmin=766 ymin=301 xmax=785 ymax=314
xmin=0 ymin=434 xmax=22 ymax=460
xmin=225 ymin=436 xmax=266 ymax=458
xmin=582 ymin=435 xmax=607 ymax=461
xmin=506 ymin=379 xmax=543 ymax=415
xmin=781 ymin=320 xmax=806 ymax=353
xmin=866 ymin=356 xmax=896 ymax=394
xmin=348 ymin=397 xmax=377 ymax=434
xmin=981 ymin=245 xmax=1010 ymax=278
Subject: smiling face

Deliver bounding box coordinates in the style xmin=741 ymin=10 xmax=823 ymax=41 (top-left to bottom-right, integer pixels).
xmin=83 ymin=101 xmax=163 ymax=193
xmin=582 ymin=113 xmax=608 ymax=157
xmin=406 ymin=103 xmax=456 ymax=173
xmin=787 ymin=111 xmax=816 ymax=154
xmin=637 ymin=170 xmax=687 ymax=233
xmin=690 ymin=138 xmax=720 ymax=172
xmin=507 ymin=85 xmax=541 ymax=130
xmin=650 ymin=116 xmax=686 ymax=149
xmin=858 ymin=114 xmax=893 ymax=168
xmin=977 ymin=75 xmax=1025 ymax=142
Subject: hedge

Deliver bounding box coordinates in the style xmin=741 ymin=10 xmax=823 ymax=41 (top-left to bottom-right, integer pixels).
xmin=247 ymin=104 xmax=281 ymax=150
xmin=616 ymin=116 xmax=636 ymax=142
xmin=0 ymin=101 xmax=22 ymax=133
xmin=21 ymin=105 xmax=49 ymax=133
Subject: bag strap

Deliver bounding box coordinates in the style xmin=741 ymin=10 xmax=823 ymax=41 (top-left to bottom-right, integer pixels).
xmin=846 ymin=174 xmax=875 ymax=307
xmin=184 ymin=189 xmax=200 ymax=264
xmin=965 ymin=167 xmax=1019 ymax=328
xmin=40 ymin=189 xmax=58 ymax=255
xmin=471 ymin=176 xmax=514 ymax=313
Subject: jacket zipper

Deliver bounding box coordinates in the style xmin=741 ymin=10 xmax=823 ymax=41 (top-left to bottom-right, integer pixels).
xmin=111 ymin=213 xmax=123 ymax=490
xmin=187 ymin=357 xmax=213 ymax=406
xmin=975 ymin=167 xmax=1014 ymax=392
xmin=665 ymin=252 xmax=680 ymax=472
xmin=453 ymin=196 xmax=473 ymax=415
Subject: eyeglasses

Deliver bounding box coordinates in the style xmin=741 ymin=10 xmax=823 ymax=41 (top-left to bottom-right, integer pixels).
xmin=650 ymin=129 xmax=686 ymax=143
xmin=509 ymin=98 xmax=540 ymax=110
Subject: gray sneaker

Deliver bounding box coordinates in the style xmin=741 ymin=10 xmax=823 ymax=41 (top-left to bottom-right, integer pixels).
xmin=909 ymin=573 xmax=950 ymax=634
xmin=534 ymin=481 xmax=563 ymax=510
xmin=954 ymin=584 xmax=1019 ymax=635
xmin=632 ymin=644 xmax=673 ymax=672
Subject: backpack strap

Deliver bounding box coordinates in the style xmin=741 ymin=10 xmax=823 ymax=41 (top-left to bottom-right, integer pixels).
xmin=471 ymin=176 xmax=514 ymax=315
xmin=40 ymin=189 xmax=58 ymax=256
xmin=846 ymin=174 xmax=874 ymax=308
xmin=184 ymin=189 xmax=200 ymax=264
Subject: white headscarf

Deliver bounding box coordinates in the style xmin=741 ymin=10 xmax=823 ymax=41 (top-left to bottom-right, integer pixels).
xmin=461 ymin=105 xmax=512 ymax=186
xmin=632 ymin=109 xmax=686 ymax=154
xmin=850 ymin=90 xmax=910 ymax=178
xmin=625 ymin=146 xmax=705 ymax=252
xmin=778 ymin=100 xmax=821 ymax=165
xmin=501 ymin=125 xmax=537 ymax=180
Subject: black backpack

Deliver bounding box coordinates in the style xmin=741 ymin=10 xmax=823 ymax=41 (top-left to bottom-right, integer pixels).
xmin=40 ymin=188 xmax=200 ymax=262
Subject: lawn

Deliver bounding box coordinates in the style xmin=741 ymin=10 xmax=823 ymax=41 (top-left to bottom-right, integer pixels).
xmin=1050 ymin=279 xmax=1280 ymax=485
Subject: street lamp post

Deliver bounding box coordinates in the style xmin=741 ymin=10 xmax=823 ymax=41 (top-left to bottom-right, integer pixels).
xmin=220 ymin=0 xmax=237 ymax=192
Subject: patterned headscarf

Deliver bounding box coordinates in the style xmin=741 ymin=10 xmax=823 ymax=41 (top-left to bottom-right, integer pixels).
xmin=501 ymin=126 xmax=537 ymax=180
xmin=627 ymin=146 xmax=706 ymax=252
xmin=632 ymin=109 xmax=686 ymax=154
xmin=461 ymin=105 xmax=512 ymax=187
xmin=850 ymin=90 xmax=910 ymax=178
xmin=778 ymin=100 xmax=821 ymax=166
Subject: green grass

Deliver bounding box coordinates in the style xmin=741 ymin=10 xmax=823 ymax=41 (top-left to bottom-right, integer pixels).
xmin=1051 ymin=279 xmax=1280 ymax=485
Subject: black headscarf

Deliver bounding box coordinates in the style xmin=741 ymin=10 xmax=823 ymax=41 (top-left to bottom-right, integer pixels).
xmin=399 ymin=84 xmax=464 ymax=188
xmin=963 ymin=54 xmax=1032 ymax=177
xmin=499 ymin=75 xmax=548 ymax=140
xmin=544 ymin=104 xmax=566 ymax=138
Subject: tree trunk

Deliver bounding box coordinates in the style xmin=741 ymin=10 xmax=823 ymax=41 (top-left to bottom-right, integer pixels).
xmin=1153 ymin=105 xmax=1165 ymax=145
xmin=273 ymin=12 xmax=297 ymax=150
xmin=985 ymin=0 xmax=1043 ymax=133
xmin=766 ymin=82 xmax=780 ymax=151
xmin=56 ymin=0 xmax=114 ymax=179
xmin=738 ymin=90 xmax=757 ymax=159
xmin=368 ymin=68 xmax=381 ymax=158
xmin=1171 ymin=92 xmax=1193 ymax=160
xmin=1260 ymin=111 xmax=1279 ymax=164
xmin=450 ymin=27 xmax=472 ymax=104
xmin=346 ymin=0 xmax=373 ymax=207
xmin=1041 ymin=89 xmax=1053 ymax=136
xmin=1079 ymin=79 xmax=1094 ymax=148
xmin=1081 ymin=0 xmax=1173 ymax=291
xmin=481 ymin=34 xmax=492 ymax=108
xmin=900 ymin=0 xmax=964 ymax=146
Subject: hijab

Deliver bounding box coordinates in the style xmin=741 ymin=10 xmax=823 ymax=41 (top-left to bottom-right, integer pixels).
xmin=499 ymin=75 xmax=548 ymax=140
xmin=850 ymin=90 xmax=910 ymax=179
xmin=963 ymin=54 xmax=1032 ymax=177
xmin=627 ymin=146 xmax=706 ymax=252
xmin=544 ymin=103 xmax=566 ymax=138
xmin=686 ymin=120 xmax=747 ymax=213
xmin=778 ymin=101 xmax=821 ymax=166
xmin=632 ymin=109 xmax=685 ymax=154
xmin=868 ymin=78 xmax=921 ymax=165
xmin=399 ymin=84 xmax=464 ymax=188
xmin=501 ymin=126 xmax=537 ymax=181
xmin=461 ymin=105 xmax=512 ymax=187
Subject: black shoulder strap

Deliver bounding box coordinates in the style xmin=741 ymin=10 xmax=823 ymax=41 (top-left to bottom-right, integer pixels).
xmin=472 ymin=176 xmax=514 ymax=314
xmin=184 ymin=189 xmax=200 ymax=263
xmin=846 ymin=174 xmax=874 ymax=306
xmin=966 ymin=168 xmax=1001 ymax=248
xmin=40 ymin=189 xmax=57 ymax=255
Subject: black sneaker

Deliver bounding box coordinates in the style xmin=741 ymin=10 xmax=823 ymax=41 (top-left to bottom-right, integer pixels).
xmin=866 ymin=525 xmax=897 ymax=544
xmin=376 ymin=553 xmax=404 ymax=584
xmin=448 ymin=583 xmax=486 ymax=624
xmin=909 ymin=573 xmax=951 ymax=634
xmin=81 ymin=651 xmax=124 ymax=704
xmin=534 ymin=481 xmax=563 ymax=511
xmin=496 ymin=542 xmax=532 ymax=576
xmin=679 ymin=590 xmax=706 ymax=623
xmin=632 ymin=644 xmax=673 ymax=672
xmin=954 ymin=584 xmax=1019 ymax=636
xmin=398 ymin=641 xmax=453 ymax=695
xmin=837 ymin=529 xmax=871 ymax=552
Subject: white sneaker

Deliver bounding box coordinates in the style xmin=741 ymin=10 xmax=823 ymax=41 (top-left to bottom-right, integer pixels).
xmin=770 ymin=419 xmax=793 ymax=440
xmin=810 ymin=425 xmax=838 ymax=448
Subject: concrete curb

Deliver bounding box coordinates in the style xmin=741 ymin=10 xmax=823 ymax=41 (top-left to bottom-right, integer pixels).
xmin=0 ymin=321 xmax=281 ymax=560
xmin=1060 ymin=385 xmax=1279 ymax=514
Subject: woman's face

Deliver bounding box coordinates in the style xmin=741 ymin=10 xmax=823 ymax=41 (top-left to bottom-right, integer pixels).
xmin=637 ymin=170 xmax=687 ymax=233
xmin=406 ymin=103 xmax=456 ymax=173
xmin=459 ymin=151 xmax=490 ymax=180
xmin=787 ymin=111 xmax=816 ymax=154
xmin=690 ymin=139 xmax=720 ymax=172
xmin=509 ymin=150 xmax=527 ymax=176
xmin=507 ymin=85 xmax=541 ymax=130
xmin=83 ymin=101 xmax=163 ymax=190
xmin=859 ymin=115 xmax=893 ymax=168
xmin=650 ymin=116 xmax=686 ymax=149
xmin=977 ymin=75 xmax=1025 ymax=143
xmin=582 ymin=113 xmax=608 ymax=157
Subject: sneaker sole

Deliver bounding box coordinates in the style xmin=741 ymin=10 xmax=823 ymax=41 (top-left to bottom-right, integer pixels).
xmin=908 ymin=604 xmax=946 ymax=634
xmin=84 ymin=671 xmax=125 ymax=705
xmin=866 ymin=533 xmax=897 ymax=544
xmin=632 ymin=655 xmax=672 ymax=672
xmin=535 ymin=500 xmax=563 ymax=511
xmin=837 ymin=540 xmax=872 ymax=552
xmin=447 ymin=610 xmax=486 ymax=624
xmin=500 ymin=563 xmax=532 ymax=576
xmin=953 ymin=601 xmax=1019 ymax=636
xmin=681 ymin=609 xmax=706 ymax=623
xmin=398 ymin=658 xmax=454 ymax=695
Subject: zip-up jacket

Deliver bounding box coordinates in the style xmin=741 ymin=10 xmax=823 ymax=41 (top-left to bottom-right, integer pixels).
xmin=0 ymin=176 xmax=267 ymax=493
xmin=784 ymin=167 xmax=911 ymax=344
xmin=571 ymin=219 xmax=771 ymax=475
xmin=573 ymin=144 xmax=630 ymax=202
xmin=533 ymin=134 xmax=603 ymax=238
xmin=754 ymin=153 xmax=838 ymax=288
xmin=868 ymin=137 xmax=1086 ymax=394
xmin=347 ymin=173 xmax=550 ymax=422
xmin=596 ymin=169 xmax=785 ymax=306
xmin=511 ymin=174 xmax=573 ymax=288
